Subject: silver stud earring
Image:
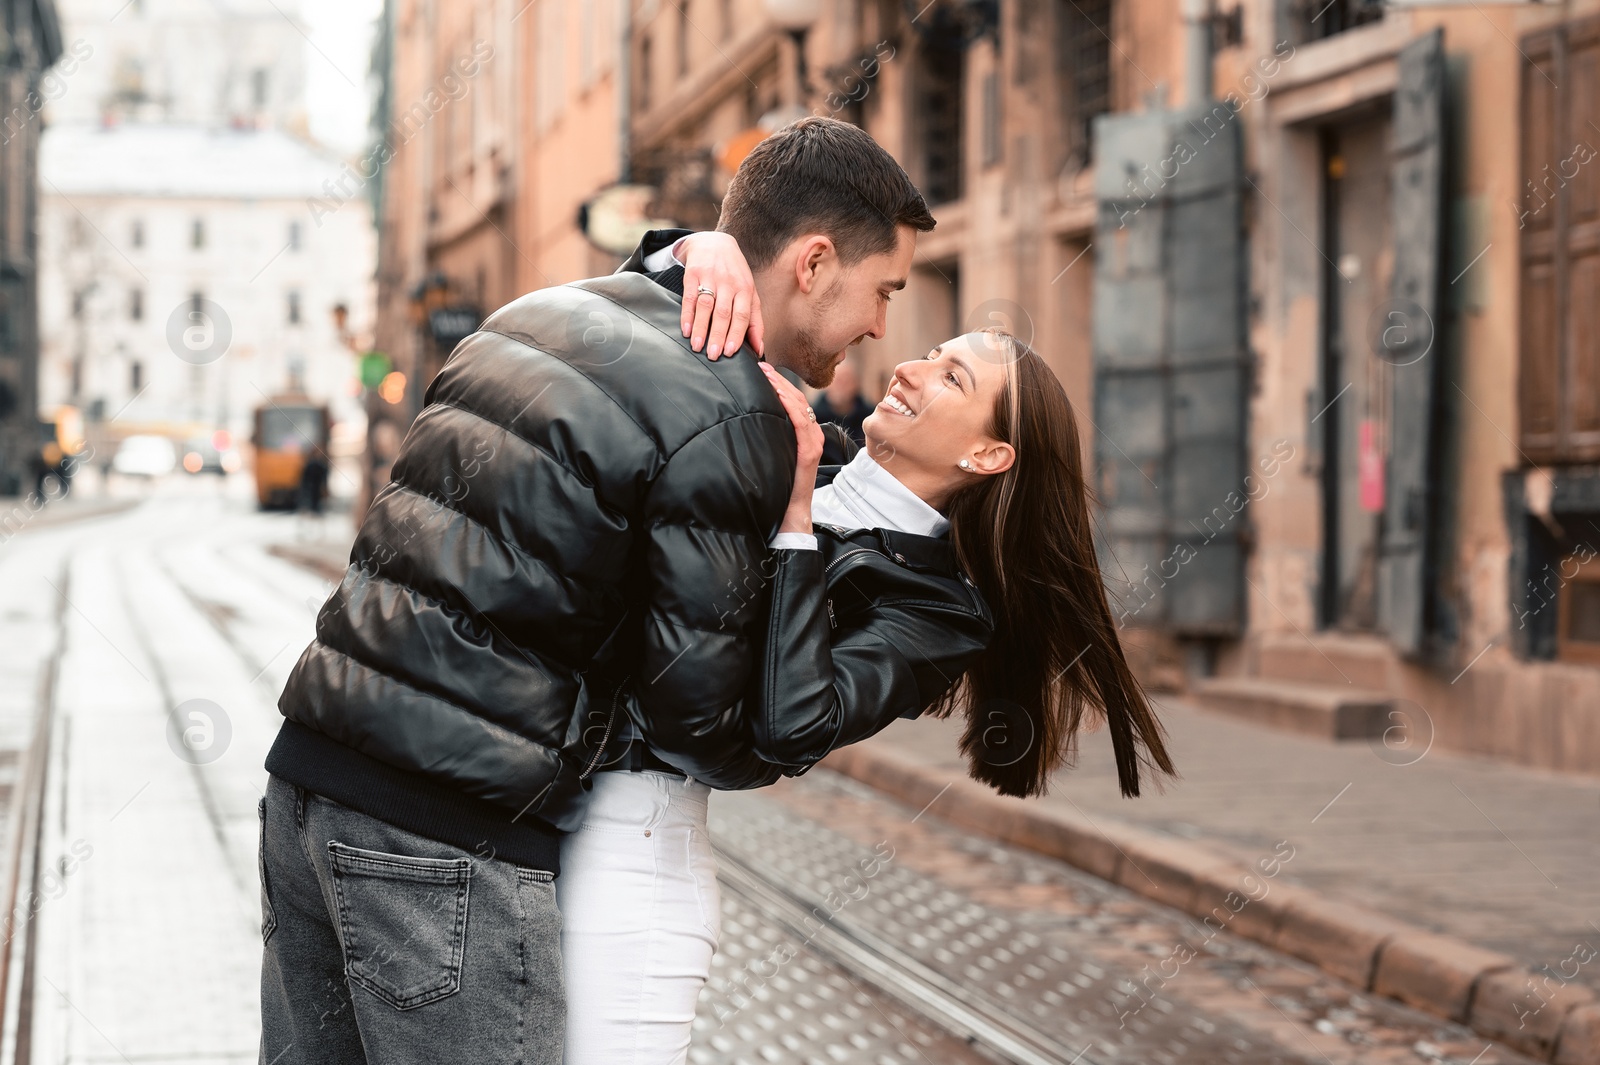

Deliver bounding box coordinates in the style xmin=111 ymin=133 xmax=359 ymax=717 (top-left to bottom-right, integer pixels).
xmin=958 ymin=459 xmax=974 ymax=472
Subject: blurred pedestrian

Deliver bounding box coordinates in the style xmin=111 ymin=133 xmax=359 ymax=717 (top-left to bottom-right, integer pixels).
xmin=297 ymin=451 xmax=328 ymax=514
xmin=811 ymin=356 xmax=874 ymax=465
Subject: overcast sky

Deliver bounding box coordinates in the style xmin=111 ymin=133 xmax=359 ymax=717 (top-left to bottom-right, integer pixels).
xmin=301 ymin=0 xmax=385 ymax=155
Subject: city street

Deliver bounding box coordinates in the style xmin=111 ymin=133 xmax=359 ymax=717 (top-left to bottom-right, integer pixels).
xmin=0 ymin=477 xmax=1546 ymax=1064
xmin=3 ymin=0 xmax=1596 ymax=1062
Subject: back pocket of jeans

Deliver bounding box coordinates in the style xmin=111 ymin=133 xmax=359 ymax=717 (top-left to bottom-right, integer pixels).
xmin=328 ymin=841 xmax=472 ymax=1010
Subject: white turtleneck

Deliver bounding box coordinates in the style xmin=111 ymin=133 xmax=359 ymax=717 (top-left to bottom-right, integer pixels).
xmin=771 ymin=449 xmax=948 ymax=550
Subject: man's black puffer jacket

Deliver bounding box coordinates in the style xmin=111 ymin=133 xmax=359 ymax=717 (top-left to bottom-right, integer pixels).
xmin=272 ymin=263 xmax=794 ymax=851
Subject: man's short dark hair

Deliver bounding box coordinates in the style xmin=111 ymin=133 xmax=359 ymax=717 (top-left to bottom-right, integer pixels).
xmin=717 ymin=117 xmax=936 ymax=271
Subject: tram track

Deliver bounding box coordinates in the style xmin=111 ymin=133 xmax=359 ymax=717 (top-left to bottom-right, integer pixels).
xmin=714 ymin=842 xmax=1098 ymax=1065
xmin=109 ymin=554 xmax=252 ymax=900
xmin=0 ymin=562 xmax=69 ymax=1065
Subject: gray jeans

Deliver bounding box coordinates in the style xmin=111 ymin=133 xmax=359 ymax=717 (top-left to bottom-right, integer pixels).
xmin=258 ymin=774 xmax=565 ymax=1064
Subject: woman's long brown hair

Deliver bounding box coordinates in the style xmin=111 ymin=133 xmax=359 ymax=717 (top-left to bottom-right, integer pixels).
xmin=928 ymin=330 xmax=1177 ymax=799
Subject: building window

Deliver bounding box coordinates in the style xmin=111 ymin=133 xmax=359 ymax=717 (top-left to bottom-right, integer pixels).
xmin=191 ymin=217 xmax=205 ymax=249
xmin=720 ymin=0 xmax=732 ymax=41
xmin=1518 ymin=18 xmax=1600 ymax=464
xmin=1056 ymin=0 xmax=1111 ymax=170
xmin=252 ymin=68 xmax=269 ymax=108
xmin=288 ymin=220 xmax=302 ymax=251
xmin=537 ymin=0 xmax=568 ymax=130
xmin=981 ymin=70 xmax=1001 ymax=167
xmin=287 ymin=291 xmax=302 ymax=325
xmin=580 ymin=0 xmax=596 ymax=86
xmin=191 ymin=290 xmax=204 ymax=315
xmin=679 ymin=1 xmax=692 ymax=77
xmin=129 ymin=288 xmax=143 ymax=321
xmin=130 ymin=219 xmax=144 ymax=248
xmin=1559 ymin=561 xmax=1600 ymax=665
xmin=640 ymin=34 xmax=653 ymax=111
xmin=1303 ymin=0 xmax=1383 ymax=42
xmin=914 ymin=33 xmax=966 ymax=206
xmin=130 ymin=361 xmax=143 ymax=392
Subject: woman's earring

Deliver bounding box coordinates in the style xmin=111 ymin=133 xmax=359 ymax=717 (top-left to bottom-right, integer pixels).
xmin=958 ymin=459 xmax=974 ymax=472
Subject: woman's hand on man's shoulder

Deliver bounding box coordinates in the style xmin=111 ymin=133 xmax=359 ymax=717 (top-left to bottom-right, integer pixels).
xmin=678 ymin=231 xmax=764 ymax=361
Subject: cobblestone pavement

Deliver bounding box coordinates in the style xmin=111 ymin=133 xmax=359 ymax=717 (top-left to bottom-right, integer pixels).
xmin=692 ymin=772 xmax=1543 ymax=1065
xmin=863 ymin=701 xmax=1600 ymax=996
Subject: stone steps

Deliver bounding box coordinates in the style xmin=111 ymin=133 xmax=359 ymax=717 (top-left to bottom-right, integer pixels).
xmin=1189 ymin=675 xmax=1394 ymax=740
xmin=1254 ymin=633 xmax=1396 ymax=688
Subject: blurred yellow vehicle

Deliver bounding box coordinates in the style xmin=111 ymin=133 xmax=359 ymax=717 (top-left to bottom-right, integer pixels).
xmin=33 ymin=406 xmax=87 ymax=498
xmin=252 ymin=395 xmax=331 ymax=510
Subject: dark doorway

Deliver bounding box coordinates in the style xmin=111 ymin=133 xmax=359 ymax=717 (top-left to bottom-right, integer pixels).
xmin=1317 ymin=112 xmax=1394 ymax=632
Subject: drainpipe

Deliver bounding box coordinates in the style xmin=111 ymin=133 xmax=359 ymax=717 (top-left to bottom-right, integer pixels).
xmin=1183 ymin=0 xmax=1213 ymax=107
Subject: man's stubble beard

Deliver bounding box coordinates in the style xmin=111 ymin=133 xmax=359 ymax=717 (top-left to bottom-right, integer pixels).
xmin=788 ymin=278 xmax=847 ymax=388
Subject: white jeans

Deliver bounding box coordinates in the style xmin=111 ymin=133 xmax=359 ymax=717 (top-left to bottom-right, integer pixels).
xmin=556 ymin=770 xmax=720 ymax=1065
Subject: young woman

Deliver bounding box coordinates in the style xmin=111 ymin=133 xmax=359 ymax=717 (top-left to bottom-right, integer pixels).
xmin=555 ymin=258 xmax=1178 ymax=1065
xmin=752 ymin=332 xmax=1175 ymax=796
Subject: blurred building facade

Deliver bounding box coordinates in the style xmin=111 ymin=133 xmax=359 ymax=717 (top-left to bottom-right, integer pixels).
xmin=35 ymin=125 xmax=375 ymax=453
xmin=370 ymin=0 xmax=1600 ymax=774
xmin=0 ymin=0 xmax=63 ymax=495
xmin=30 ymin=0 xmax=376 ymax=488
xmin=44 ymin=0 xmax=311 ymax=133
xmin=367 ymin=0 xmax=519 ymax=514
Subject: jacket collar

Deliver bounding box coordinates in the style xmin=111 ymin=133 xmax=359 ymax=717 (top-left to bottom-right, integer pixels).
xmin=615 ymin=228 xmax=693 ymax=297
xmin=818 ymin=523 xmax=962 ymax=576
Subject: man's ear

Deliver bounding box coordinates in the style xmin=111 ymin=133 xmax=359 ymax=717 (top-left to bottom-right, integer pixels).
xmin=793 ymin=235 xmax=836 ymax=295
xmin=969 ymin=440 xmax=1015 ymax=477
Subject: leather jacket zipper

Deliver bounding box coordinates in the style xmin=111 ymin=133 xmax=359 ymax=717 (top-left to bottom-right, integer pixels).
xmin=578 ymin=673 xmax=627 ymax=781
xmin=824 ymin=548 xmax=875 ymax=577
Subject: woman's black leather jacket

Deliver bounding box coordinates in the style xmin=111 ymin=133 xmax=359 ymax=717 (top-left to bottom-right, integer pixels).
xmin=751 ymin=520 xmax=994 ymax=772
xmin=618 ymin=461 xmax=995 ymax=776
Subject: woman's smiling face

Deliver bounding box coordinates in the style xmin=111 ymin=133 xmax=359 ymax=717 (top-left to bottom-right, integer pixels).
xmin=862 ymin=332 xmax=1016 ymax=508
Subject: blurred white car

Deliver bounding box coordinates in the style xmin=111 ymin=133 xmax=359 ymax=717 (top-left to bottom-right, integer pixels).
xmin=112 ymin=435 xmax=178 ymax=477
xmin=181 ymin=432 xmax=243 ymax=475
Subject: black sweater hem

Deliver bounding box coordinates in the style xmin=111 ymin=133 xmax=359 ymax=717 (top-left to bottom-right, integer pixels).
xmin=264 ymin=720 xmax=563 ymax=874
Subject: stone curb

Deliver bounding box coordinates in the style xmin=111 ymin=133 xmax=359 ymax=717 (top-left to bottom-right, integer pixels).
xmin=819 ymin=741 xmax=1596 ymax=1064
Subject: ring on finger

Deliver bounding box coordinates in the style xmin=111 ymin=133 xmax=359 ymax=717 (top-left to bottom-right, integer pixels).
xmin=696 ymin=285 xmax=716 ymax=298
xmin=805 ymin=408 xmax=817 ymax=422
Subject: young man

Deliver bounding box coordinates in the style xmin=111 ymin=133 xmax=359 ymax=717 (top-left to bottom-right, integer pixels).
xmin=258 ymin=116 xmax=934 ymax=1064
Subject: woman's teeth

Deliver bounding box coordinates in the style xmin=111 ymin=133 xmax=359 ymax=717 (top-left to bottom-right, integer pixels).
xmin=883 ymin=394 xmax=914 ymax=417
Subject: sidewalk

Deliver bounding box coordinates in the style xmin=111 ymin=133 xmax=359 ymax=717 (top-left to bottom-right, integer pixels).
xmin=821 ymin=697 xmax=1600 ymax=1064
